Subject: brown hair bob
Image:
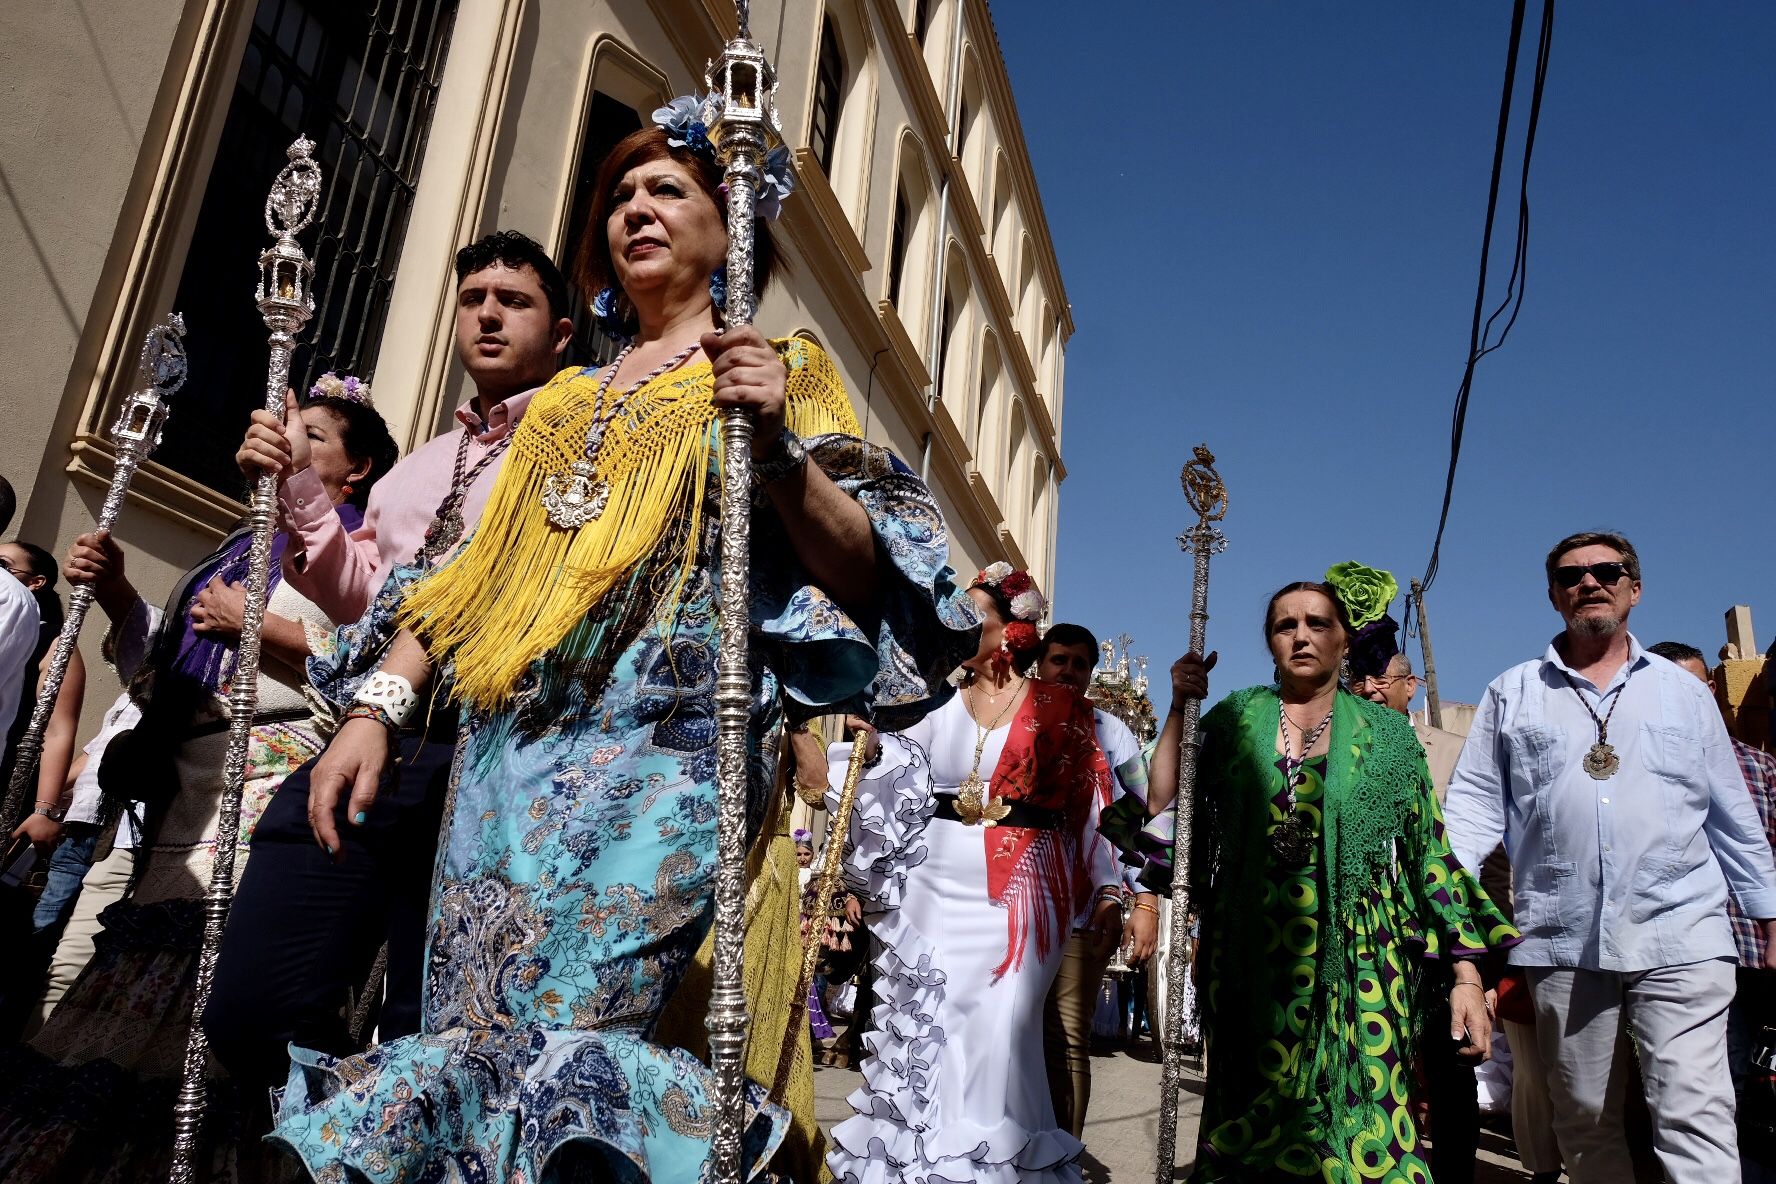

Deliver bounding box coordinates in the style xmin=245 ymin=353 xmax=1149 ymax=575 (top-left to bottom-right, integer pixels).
xmin=571 ymin=126 xmax=783 ymax=313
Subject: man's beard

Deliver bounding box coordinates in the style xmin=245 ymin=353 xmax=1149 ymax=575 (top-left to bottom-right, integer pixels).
xmin=1569 ymin=612 xmax=1622 ymax=638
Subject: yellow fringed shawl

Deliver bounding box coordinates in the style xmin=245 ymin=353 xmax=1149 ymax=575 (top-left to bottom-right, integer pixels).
xmin=399 ymin=337 xmax=861 ymax=710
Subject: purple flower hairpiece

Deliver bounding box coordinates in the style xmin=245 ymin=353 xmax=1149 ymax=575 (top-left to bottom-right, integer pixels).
xmin=308 ymin=371 xmax=372 ymax=407
xmin=792 ymin=828 xmax=813 ymax=845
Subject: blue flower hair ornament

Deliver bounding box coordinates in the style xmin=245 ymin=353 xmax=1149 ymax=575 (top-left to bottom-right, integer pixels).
xmin=651 ymin=94 xmax=796 ymax=222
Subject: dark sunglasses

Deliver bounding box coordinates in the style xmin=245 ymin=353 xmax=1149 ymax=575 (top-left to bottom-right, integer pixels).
xmin=1552 ymin=562 xmax=1630 ymax=589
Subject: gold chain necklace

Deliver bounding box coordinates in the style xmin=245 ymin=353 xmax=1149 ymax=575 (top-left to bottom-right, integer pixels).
xmin=956 ymin=676 xmax=1023 ymax=826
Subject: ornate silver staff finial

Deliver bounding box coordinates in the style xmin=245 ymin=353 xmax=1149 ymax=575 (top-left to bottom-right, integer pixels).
xmin=0 ymin=313 xmax=189 ymax=834
xmin=703 ymin=9 xmax=783 ymax=1183
xmin=169 ymin=135 xmax=322 ymax=1184
xmin=256 ymin=135 xmax=321 ymax=326
xmin=1154 ymin=443 xmax=1229 ymax=1183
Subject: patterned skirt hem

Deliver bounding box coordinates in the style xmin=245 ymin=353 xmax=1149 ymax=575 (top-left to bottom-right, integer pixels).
xmin=269 ymin=1025 xmax=790 ymax=1182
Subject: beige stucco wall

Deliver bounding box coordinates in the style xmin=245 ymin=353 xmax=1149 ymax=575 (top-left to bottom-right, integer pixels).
xmin=3 ymin=0 xmax=1066 ymax=746
xmin=1 ymin=0 xmax=236 ymax=741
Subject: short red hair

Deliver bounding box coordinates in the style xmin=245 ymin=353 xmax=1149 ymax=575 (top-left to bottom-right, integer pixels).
xmin=572 ymin=127 xmax=782 ymax=305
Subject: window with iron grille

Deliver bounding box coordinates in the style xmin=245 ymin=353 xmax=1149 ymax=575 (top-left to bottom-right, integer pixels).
xmin=156 ymin=0 xmax=457 ymax=497
xmin=887 ymin=190 xmax=911 ymax=308
xmin=810 ymin=18 xmax=845 ymax=175
xmin=561 ymin=91 xmax=644 ymax=369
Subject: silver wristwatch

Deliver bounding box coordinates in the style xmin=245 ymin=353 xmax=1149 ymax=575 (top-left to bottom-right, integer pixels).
xmin=752 ymin=428 xmax=808 ymax=487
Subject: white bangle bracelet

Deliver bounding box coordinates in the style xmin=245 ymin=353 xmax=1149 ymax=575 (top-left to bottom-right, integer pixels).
xmin=353 ymin=671 xmax=419 ymax=728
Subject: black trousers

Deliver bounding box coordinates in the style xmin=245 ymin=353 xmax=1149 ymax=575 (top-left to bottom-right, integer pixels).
xmin=201 ymin=715 xmax=454 ymax=1101
xmin=1423 ymin=976 xmax=1481 ymax=1184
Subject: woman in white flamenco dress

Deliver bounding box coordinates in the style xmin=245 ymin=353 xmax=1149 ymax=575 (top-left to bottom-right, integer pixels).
xmin=826 ymin=568 xmax=1124 ymax=1183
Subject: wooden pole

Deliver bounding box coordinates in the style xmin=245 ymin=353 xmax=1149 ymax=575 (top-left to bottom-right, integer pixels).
xmin=1410 ymin=578 xmax=1443 ymax=729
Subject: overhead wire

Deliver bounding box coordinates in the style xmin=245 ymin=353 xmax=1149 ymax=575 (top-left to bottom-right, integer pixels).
xmin=1411 ymin=0 xmax=1555 ymax=628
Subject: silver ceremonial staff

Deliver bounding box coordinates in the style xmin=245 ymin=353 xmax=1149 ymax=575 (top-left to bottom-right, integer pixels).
xmin=702 ymin=5 xmax=781 ymax=1180
xmin=0 ymin=315 xmax=188 ymax=833
xmin=169 ymin=135 xmax=321 ymax=1184
xmin=1154 ymin=444 xmax=1228 ymax=1183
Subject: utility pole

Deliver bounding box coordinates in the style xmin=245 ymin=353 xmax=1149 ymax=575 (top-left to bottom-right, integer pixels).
xmin=1410 ymin=579 xmax=1444 ymax=729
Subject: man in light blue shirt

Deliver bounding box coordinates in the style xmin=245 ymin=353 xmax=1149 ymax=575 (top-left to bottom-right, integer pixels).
xmin=1444 ymin=530 xmax=1776 ymax=1184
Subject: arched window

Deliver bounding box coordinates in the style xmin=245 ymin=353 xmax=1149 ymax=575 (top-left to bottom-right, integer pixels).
xmin=1016 ymin=243 xmax=1036 ymax=344
xmin=934 ymin=245 xmax=969 ymax=408
xmin=1039 ymin=306 xmax=1057 ymax=393
xmin=972 ymin=331 xmax=1000 ymax=453
xmin=1007 ymin=400 xmax=1031 ymax=523
xmin=888 ymin=188 xmax=912 ymax=308
xmin=810 ymin=16 xmax=845 ymax=174
xmin=561 ymin=92 xmax=644 ymax=365
xmin=885 ymin=133 xmax=934 ymax=340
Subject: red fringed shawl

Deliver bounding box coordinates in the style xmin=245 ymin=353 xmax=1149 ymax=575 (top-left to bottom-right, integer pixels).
xmin=982 ymin=681 xmax=1113 ymax=978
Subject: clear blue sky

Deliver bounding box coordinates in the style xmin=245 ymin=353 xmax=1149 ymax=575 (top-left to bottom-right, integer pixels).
xmin=995 ymin=2 xmax=1776 ymax=712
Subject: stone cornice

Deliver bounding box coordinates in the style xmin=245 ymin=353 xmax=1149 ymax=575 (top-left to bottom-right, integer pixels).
xmin=946 ymin=155 xmax=985 ymax=242
xmin=963 ymin=0 xmax=1073 ymax=338
xmin=868 ymin=0 xmax=951 ymax=155
xmin=790 ymin=149 xmax=871 ymax=276
xmin=68 ymin=435 xmax=237 ymax=539
xmin=876 ymin=299 xmax=933 ymax=392
xmin=997 ymin=523 xmax=1029 ymax=571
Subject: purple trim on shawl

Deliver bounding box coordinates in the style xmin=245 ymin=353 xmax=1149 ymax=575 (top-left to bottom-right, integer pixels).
xmin=171 ymin=503 xmax=363 ymax=689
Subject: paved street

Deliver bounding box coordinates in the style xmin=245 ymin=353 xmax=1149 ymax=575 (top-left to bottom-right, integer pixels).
xmin=813 ymin=1038 xmax=1539 ymax=1181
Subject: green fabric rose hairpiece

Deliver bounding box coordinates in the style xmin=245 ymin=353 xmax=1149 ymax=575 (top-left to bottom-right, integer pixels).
xmin=1324 ymin=561 xmax=1399 ymax=630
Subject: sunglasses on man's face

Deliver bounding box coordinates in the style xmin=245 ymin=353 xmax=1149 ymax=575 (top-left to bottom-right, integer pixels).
xmin=1551 ymin=562 xmax=1630 ymax=589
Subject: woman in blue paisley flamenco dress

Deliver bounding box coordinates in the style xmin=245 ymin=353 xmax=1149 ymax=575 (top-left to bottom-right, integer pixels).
xmin=265 ymin=112 xmax=978 ymax=1184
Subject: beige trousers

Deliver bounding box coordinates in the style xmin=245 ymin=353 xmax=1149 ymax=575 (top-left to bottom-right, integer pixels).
xmin=1528 ymin=961 xmax=1738 ymax=1184
xmin=1503 ymin=1016 xmax=1564 ymax=1173
xmin=1042 ymin=926 xmax=1116 ymax=1138
xmin=25 ymin=845 xmax=137 ymax=1036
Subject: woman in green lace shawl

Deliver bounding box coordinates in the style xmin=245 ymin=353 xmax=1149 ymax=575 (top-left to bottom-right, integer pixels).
xmin=1105 ymin=577 xmax=1516 ymax=1181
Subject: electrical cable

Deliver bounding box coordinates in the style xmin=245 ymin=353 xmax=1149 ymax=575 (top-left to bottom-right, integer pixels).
xmin=1413 ymin=0 xmax=1555 ymax=619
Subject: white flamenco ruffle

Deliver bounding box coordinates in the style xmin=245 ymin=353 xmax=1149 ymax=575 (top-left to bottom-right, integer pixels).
xmin=824 ymin=739 xmax=1083 ymax=1184
xmin=828 ymin=737 xmax=936 ymax=914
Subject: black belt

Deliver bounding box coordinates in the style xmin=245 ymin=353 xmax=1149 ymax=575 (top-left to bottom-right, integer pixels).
xmin=932 ymin=794 xmax=1063 ymax=830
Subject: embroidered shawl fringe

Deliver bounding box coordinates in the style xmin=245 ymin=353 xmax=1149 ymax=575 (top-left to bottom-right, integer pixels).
xmin=991 ymin=829 xmax=1081 ymax=981
xmin=399 ymin=343 xmax=859 ymax=711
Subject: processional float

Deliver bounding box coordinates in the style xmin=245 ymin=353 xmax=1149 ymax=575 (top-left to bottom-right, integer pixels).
xmin=0 ymin=315 xmax=189 ymax=835
xmin=1154 ymin=445 xmax=1228 ymax=1183
xmin=703 ymin=2 xmax=782 ymax=1178
xmin=169 ymin=135 xmax=322 ymax=1184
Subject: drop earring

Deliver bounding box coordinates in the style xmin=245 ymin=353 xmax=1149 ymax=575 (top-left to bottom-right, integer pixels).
xmin=708 ymin=266 xmax=729 ymax=321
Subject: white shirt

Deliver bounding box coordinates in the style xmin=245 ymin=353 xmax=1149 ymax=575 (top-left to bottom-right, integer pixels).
xmin=61 ymin=691 xmax=144 ymax=847
xmin=1094 ymin=708 xmax=1149 ymax=898
xmin=0 ymin=575 xmax=41 ymax=745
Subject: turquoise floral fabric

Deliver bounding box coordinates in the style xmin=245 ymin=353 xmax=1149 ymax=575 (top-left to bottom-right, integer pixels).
xmin=271 ymin=435 xmax=977 ymax=1183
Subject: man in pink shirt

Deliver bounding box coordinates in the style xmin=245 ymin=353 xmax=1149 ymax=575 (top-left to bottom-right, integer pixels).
xmin=240 ymin=229 xmax=574 ymax=620
xmin=204 ymin=231 xmax=574 ymax=1110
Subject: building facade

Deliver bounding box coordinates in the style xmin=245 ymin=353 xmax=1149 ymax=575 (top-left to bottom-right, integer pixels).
xmin=2 ymin=0 xmax=1070 ymax=736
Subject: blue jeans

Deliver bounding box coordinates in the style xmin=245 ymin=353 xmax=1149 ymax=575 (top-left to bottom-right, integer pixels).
xmin=31 ymin=822 xmax=100 ymax=934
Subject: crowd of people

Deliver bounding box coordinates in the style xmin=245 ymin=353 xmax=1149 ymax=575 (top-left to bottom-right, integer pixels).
xmin=0 ymin=90 xmax=1772 ymax=1184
